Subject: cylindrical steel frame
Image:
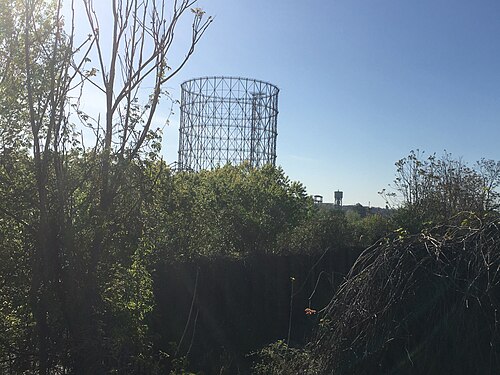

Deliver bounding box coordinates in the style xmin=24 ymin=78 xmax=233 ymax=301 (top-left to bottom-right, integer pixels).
xmin=178 ymin=76 xmax=279 ymax=171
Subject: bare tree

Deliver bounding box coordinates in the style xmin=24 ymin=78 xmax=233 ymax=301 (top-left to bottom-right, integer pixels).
xmin=380 ymin=151 xmax=500 ymax=230
xmin=81 ymin=0 xmax=211 ymax=202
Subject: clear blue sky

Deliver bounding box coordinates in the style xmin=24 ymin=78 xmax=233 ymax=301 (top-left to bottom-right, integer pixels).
xmin=78 ymin=1 xmax=500 ymax=207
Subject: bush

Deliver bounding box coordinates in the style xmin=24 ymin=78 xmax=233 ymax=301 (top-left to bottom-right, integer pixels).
xmin=251 ymin=340 xmax=318 ymax=375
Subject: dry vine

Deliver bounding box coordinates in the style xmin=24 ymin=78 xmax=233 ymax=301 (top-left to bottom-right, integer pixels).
xmin=292 ymin=212 xmax=500 ymax=374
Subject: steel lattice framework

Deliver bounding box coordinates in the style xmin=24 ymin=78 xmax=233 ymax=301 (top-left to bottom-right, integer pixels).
xmin=178 ymin=76 xmax=279 ymax=171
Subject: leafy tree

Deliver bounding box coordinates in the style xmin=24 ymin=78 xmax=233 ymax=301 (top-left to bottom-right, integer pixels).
xmin=0 ymin=153 xmax=36 ymax=373
xmin=0 ymin=0 xmax=211 ymax=372
xmin=147 ymin=163 xmax=312 ymax=261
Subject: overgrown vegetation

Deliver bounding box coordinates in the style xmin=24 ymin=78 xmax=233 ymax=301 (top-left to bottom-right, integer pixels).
xmin=381 ymin=150 xmax=500 ymax=231
xmin=284 ymin=213 xmax=500 ymax=374
xmin=148 ymin=163 xmax=313 ymax=261
xmin=274 ymin=152 xmax=500 ymax=374
xmin=0 ymin=0 xmax=212 ymax=372
xmin=1 ymin=0 xmax=499 ymax=374
xmin=251 ymin=340 xmax=317 ymax=375
xmin=0 ymin=141 xmax=393 ymax=372
xmin=0 ymin=155 xmax=386 ymax=373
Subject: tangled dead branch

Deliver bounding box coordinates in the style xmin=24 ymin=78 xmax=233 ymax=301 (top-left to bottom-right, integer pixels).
xmin=292 ymin=212 xmax=500 ymax=374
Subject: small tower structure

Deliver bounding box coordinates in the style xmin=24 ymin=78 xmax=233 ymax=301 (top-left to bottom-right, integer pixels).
xmin=313 ymin=195 xmax=323 ymax=204
xmin=334 ymin=190 xmax=343 ymax=207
